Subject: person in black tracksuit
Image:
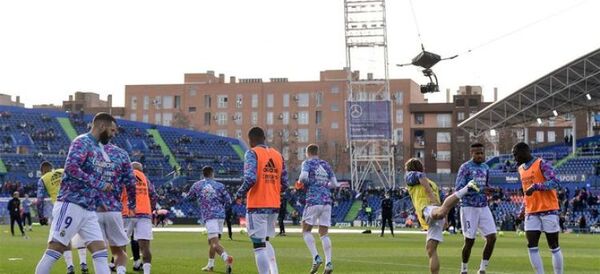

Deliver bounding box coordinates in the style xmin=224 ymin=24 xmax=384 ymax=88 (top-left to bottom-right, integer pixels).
xmin=225 ymin=203 xmax=233 ymax=240
xmin=7 ymin=191 xmax=25 ymax=237
xmin=278 ymin=192 xmax=288 ymax=236
xmin=380 ymin=193 xmax=394 ymax=237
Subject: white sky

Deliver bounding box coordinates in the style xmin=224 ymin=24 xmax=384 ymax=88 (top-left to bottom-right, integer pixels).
xmin=1 ymin=0 xmax=599 ymax=107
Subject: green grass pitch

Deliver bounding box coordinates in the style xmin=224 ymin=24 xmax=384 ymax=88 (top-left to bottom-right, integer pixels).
xmin=1 ymin=225 xmax=598 ymax=273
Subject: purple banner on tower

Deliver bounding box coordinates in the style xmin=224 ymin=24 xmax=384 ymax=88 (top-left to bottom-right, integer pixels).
xmin=346 ymin=101 xmax=392 ymax=140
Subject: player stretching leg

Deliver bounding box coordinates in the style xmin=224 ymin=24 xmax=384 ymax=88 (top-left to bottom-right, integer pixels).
xmin=404 ymin=158 xmax=479 ymax=274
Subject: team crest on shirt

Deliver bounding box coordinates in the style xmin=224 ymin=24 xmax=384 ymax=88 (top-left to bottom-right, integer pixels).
xmin=60 ymin=229 xmax=66 ymax=237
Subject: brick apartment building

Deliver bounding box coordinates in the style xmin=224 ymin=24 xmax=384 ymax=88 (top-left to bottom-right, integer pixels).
xmin=124 ymin=68 xmax=425 ymax=174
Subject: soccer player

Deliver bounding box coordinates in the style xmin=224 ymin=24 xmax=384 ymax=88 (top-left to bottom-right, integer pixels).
xmin=296 ymin=144 xmax=338 ymax=274
xmin=455 ymin=143 xmax=497 ymax=274
xmin=37 ymin=161 xmax=89 ymax=274
xmin=34 ymin=112 xmax=118 ymax=274
xmin=404 ymin=158 xmax=479 ymax=274
xmin=22 ymin=194 xmax=33 ymax=231
xmin=7 ymin=191 xmax=26 ymax=237
xmin=236 ymin=127 xmax=288 ymax=274
xmin=187 ymin=166 xmax=234 ymax=273
xmin=97 ymin=143 xmax=137 ymax=274
xmin=513 ymin=142 xmax=563 ymax=274
xmin=122 ymin=162 xmax=158 ymax=274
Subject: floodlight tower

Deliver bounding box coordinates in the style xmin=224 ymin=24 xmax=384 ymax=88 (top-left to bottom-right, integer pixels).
xmin=344 ymin=0 xmax=395 ymax=191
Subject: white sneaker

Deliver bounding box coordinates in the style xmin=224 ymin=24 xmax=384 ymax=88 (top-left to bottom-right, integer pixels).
xmin=201 ymin=265 xmax=214 ymax=272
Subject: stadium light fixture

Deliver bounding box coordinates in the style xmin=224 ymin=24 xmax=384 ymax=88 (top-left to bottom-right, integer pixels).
xmin=586 ymin=93 xmax=592 ymax=100
xmin=553 ymin=110 xmax=558 ymax=117
xmin=536 ymin=118 xmax=543 ymax=125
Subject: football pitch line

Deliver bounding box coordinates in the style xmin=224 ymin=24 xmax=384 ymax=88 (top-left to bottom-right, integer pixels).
xmin=152 ymin=226 xmax=428 ymax=234
xmin=335 ymin=258 xmax=515 ymax=274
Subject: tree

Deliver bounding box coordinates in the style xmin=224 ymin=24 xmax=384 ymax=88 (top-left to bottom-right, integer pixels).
xmin=172 ymin=111 xmax=191 ymax=129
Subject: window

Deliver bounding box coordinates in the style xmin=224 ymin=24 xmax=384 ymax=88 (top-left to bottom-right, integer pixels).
xmin=331 ymin=85 xmax=339 ymax=94
xmin=204 ymin=95 xmax=211 ymax=108
xmin=457 ymin=135 xmax=465 ymax=143
xmin=536 ymin=131 xmax=544 ymax=143
xmin=436 ymin=151 xmax=451 ymax=161
xmin=143 ymin=96 xmax=149 ymax=110
xmin=298 ymin=111 xmax=309 ymax=125
xmin=331 ymin=122 xmax=339 ymax=129
xmin=216 ymin=130 xmax=228 ymax=137
xmin=217 ymin=95 xmax=228 ymax=108
xmin=297 ymin=93 xmax=309 ymax=107
xmin=437 ymin=114 xmax=452 ymax=128
xmin=316 ymin=92 xmax=323 ymax=106
xmin=266 ymin=112 xmax=274 ymax=125
xmin=252 ymin=94 xmax=258 ymax=108
xmin=316 ymin=128 xmax=322 ymax=141
xmin=456 ymin=99 xmax=464 ymax=107
xmin=415 ymin=113 xmax=424 ymax=125
xmin=131 ymin=96 xmax=137 ymax=110
xmin=282 ymin=128 xmax=289 ymax=142
xmin=331 ymin=103 xmax=339 ymax=112
xmin=315 ymin=111 xmax=322 ymax=124
xmin=216 ymin=112 xmax=228 ymax=126
xmin=204 ymin=112 xmax=211 ymax=126
xmin=130 ymin=113 xmax=137 ymax=121
xmin=436 ymin=168 xmax=451 ymax=174
xmin=394 ymin=91 xmax=403 ymax=105
xmin=234 ymin=112 xmax=242 ymax=125
xmin=298 ymin=128 xmax=309 ymax=143
xmin=414 ymin=149 xmax=424 ymax=159
xmin=236 ymin=95 xmax=243 ymax=108
xmin=142 ymin=114 xmax=148 ymax=123
xmin=396 ymin=109 xmax=403 ymax=124
xmin=188 ymin=106 xmax=196 ymax=113
xmin=189 ymin=88 xmax=197 ymax=96
xmin=564 ymin=128 xmax=572 ymax=137
xmin=174 ymin=96 xmax=181 ymax=109
xmin=282 ymin=112 xmax=289 ymax=125
xmin=468 ymin=98 xmax=478 ymax=106
xmin=394 ymin=128 xmax=403 ymax=143
xmin=437 ymin=132 xmax=451 ymax=143
xmin=153 ymin=96 xmax=161 ymax=109
xmin=267 ymin=94 xmax=274 ymax=108
xmin=251 ymin=112 xmax=258 ymax=125
xmin=267 ymin=128 xmax=274 ymax=142
xmin=297 ymin=147 xmax=305 ymax=160
xmin=154 ymin=113 xmax=161 ymax=124
xmin=235 ymin=130 xmax=242 ymax=139
xmin=457 ymin=112 xmax=465 ymax=121
xmin=548 ymin=131 xmax=556 ymax=143
xmin=162 ymin=113 xmax=173 ymax=126
xmin=283 ymin=94 xmax=289 ymax=107
xmin=282 ymin=146 xmax=289 ymax=161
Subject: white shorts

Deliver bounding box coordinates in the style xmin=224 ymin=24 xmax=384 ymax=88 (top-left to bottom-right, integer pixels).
xmin=460 ymin=207 xmax=497 ymax=239
xmin=124 ymin=218 xmax=154 ymax=241
xmin=97 ymin=212 xmax=129 ymax=247
xmin=71 ymin=233 xmax=86 ymax=249
xmin=302 ymin=205 xmax=332 ymax=227
xmin=525 ymin=214 xmax=560 ymax=233
xmin=246 ymin=213 xmax=277 ymax=241
xmin=205 ymin=219 xmax=224 ymax=240
xmin=47 ymin=202 xmax=104 ymax=246
xmin=423 ymin=206 xmax=444 ymax=243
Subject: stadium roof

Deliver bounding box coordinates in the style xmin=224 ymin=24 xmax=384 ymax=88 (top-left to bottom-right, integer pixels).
xmin=458 ymin=47 xmax=600 ymax=137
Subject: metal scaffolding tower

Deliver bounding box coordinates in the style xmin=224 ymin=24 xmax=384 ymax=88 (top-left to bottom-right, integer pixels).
xmin=344 ymin=0 xmax=395 ymax=191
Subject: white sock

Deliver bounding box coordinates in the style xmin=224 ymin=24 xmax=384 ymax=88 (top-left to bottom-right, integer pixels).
xmin=134 ymin=259 xmax=142 ymax=267
xmin=208 ymin=258 xmax=215 ymax=267
xmin=253 ymin=248 xmax=270 ymax=274
xmin=91 ymin=250 xmax=110 ymax=274
xmin=78 ymin=248 xmax=87 ymax=265
xmin=456 ymin=185 xmax=470 ymax=199
xmin=479 ymin=260 xmax=489 ymax=271
xmin=63 ymin=250 xmax=74 ymax=268
xmin=220 ymin=251 xmax=229 ymax=262
xmin=461 ymin=262 xmax=468 ymax=272
xmin=551 ymin=247 xmax=563 ymax=274
xmin=528 ymin=247 xmax=545 ymax=274
xmin=143 ymin=263 xmax=151 ymax=274
xmin=35 ymin=249 xmax=62 ymax=274
xmin=320 ymin=235 xmax=332 ymax=264
xmin=116 ymin=265 xmax=126 ymax=274
xmin=266 ymin=241 xmax=278 ymax=274
xmin=303 ymin=232 xmax=319 ymax=261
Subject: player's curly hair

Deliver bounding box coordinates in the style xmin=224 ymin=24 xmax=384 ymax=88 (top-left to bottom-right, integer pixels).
xmin=405 ymin=158 xmax=424 ymax=172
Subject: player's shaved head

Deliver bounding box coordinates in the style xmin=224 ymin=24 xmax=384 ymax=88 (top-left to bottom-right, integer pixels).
xmin=202 ymin=166 xmax=214 ymax=178
xmin=248 ymin=127 xmax=265 ymax=148
xmin=131 ymin=162 xmax=143 ymax=171
xmin=306 ymin=144 xmax=319 ymax=156
xmin=512 ymin=142 xmax=532 ymax=165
